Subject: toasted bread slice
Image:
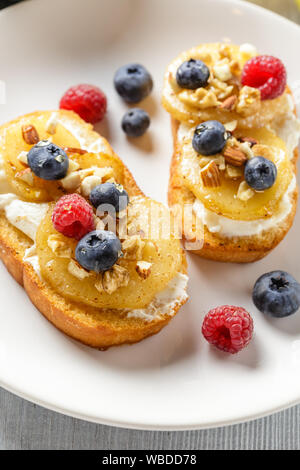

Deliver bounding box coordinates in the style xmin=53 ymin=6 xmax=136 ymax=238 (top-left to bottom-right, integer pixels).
xmin=168 ymin=117 xmax=298 ymax=263
xmin=0 ymin=110 xmax=188 ymax=348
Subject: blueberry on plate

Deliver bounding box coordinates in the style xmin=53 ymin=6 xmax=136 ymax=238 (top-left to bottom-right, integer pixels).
xmin=244 ymin=156 xmax=277 ymax=191
xmin=252 ymin=271 xmax=300 ymax=318
xmin=114 ymin=63 xmax=153 ymax=103
xmin=90 ymin=182 xmax=129 ymax=213
xmin=27 ymin=140 xmax=69 ymax=180
xmin=75 ymin=230 xmax=122 ymax=272
xmin=176 ymin=59 xmax=210 ymax=90
xmin=192 ymin=120 xmax=227 ymax=156
xmin=121 ymin=108 xmax=150 ymax=138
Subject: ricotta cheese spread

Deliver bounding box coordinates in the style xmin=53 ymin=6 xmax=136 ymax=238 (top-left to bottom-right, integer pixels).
xmin=193 ymin=176 xmax=296 ymax=237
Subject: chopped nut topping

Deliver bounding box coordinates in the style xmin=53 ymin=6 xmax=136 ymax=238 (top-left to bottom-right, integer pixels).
xmin=22 ymin=124 xmax=40 ymax=145
xmin=45 ymin=113 xmax=58 ymax=135
xmin=219 ymin=95 xmax=237 ymax=111
xmin=93 ymin=167 xmax=114 ymax=180
xmin=61 ymin=171 xmax=81 ymax=190
xmin=239 ymin=43 xmax=257 ymax=61
xmin=223 ymin=145 xmax=248 ymax=167
xmin=17 ymin=151 xmax=28 ymax=166
xmin=136 ymin=261 xmax=152 ymax=279
xmin=67 ymin=159 xmax=80 ymax=174
xmin=179 ymin=88 xmax=220 ymax=109
xmin=237 ymin=181 xmax=255 ymax=201
xmin=47 ymin=234 xmax=72 ymax=258
xmin=68 ymin=259 xmax=91 ymax=279
xmin=239 ymin=141 xmax=254 ymax=159
xmin=63 ymin=147 xmax=87 ymax=155
xmin=80 ymin=175 xmax=102 ymax=197
xmin=238 ymin=136 xmax=258 ymax=147
xmin=224 ymin=120 xmax=238 ymax=132
xmin=225 ymin=165 xmax=243 ymax=179
xmin=213 ymin=60 xmax=232 ymax=82
xmin=15 ymin=168 xmax=34 ymax=185
xmin=122 ymin=235 xmax=145 ymax=261
xmin=97 ymin=264 xmax=129 ymax=294
xmin=200 ymin=161 xmax=221 ymax=187
xmin=236 ymin=86 xmax=261 ymax=117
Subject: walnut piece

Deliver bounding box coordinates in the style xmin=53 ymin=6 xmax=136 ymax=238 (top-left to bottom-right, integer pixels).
xmin=95 ymin=264 xmax=129 ymax=294
xmin=47 ymin=234 xmax=72 ymax=258
xmin=68 ymin=259 xmax=91 ymax=280
xmin=213 ymin=60 xmax=232 ymax=82
xmin=136 ymin=261 xmax=152 ymax=279
xmin=122 ymin=235 xmax=145 ymax=261
xmin=236 ymin=86 xmax=261 ymax=117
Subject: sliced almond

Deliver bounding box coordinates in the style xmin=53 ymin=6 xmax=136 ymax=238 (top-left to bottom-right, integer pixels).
xmin=219 ymin=95 xmax=237 ymax=111
xmin=22 ymin=124 xmax=40 ymax=145
xmin=200 ymin=161 xmax=221 ymax=188
xmin=223 ymin=146 xmax=247 ymax=167
xmin=136 ymin=261 xmax=152 ymax=280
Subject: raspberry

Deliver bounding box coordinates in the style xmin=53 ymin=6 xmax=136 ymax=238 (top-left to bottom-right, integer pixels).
xmin=59 ymin=84 xmax=107 ymax=123
xmin=52 ymin=194 xmax=95 ymax=240
xmin=202 ymin=305 xmax=253 ymax=354
xmin=241 ymin=55 xmax=287 ymax=100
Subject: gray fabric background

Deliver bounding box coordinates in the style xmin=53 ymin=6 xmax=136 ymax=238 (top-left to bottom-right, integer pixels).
xmin=0 ymin=0 xmax=299 ymax=450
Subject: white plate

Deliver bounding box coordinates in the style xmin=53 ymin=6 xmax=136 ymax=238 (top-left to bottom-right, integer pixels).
xmin=0 ymin=0 xmax=300 ymax=430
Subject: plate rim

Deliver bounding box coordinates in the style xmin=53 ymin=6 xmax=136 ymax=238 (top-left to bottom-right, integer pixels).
xmin=0 ymin=0 xmax=300 ymax=431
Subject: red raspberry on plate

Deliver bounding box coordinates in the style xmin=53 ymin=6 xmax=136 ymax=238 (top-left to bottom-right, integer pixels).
xmin=52 ymin=194 xmax=95 ymax=240
xmin=241 ymin=55 xmax=287 ymax=100
xmin=59 ymin=84 xmax=107 ymax=123
xmin=202 ymin=305 xmax=253 ymax=354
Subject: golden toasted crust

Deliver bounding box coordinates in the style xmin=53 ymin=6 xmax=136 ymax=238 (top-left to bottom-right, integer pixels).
xmin=168 ymin=117 xmax=298 ymax=263
xmin=0 ymin=110 xmax=188 ymax=349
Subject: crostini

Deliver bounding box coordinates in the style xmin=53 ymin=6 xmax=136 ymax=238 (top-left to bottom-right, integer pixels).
xmin=0 ymin=110 xmax=188 ymax=348
xmin=163 ymin=42 xmax=300 ymax=262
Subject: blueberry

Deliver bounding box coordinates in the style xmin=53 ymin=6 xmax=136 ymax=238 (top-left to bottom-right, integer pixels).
xmin=244 ymin=156 xmax=277 ymax=190
xmin=75 ymin=230 xmax=122 ymax=272
xmin=114 ymin=63 xmax=153 ymax=103
xmin=27 ymin=140 xmax=69 ymax=180
xmin=121 ymin=108 xmax=150 ymax=138
xmin=253 ymin=271 xmax=300 ymax=318
xmin=176 ymin=59 xmax=210 ymax=90
xmin=192 ymin=120 xmax=227 ymax=156
xmin=90 ymin=182 xmax=129 ymax=213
